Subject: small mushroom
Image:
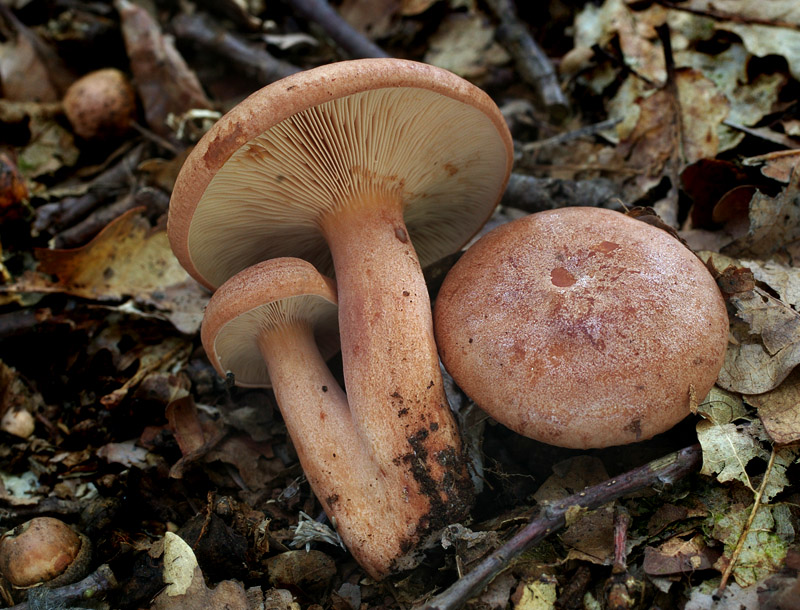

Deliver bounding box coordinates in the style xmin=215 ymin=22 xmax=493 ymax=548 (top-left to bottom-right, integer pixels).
xmin=169 ymin=59 xmax=512 ymax=561
xmin=202 ymin=258 xmax=438 ymax=577
xmin=434 ymin=207 xmax=729 ymax=449
xmin=0 ymin=517 xmax=91 ymax=593
xmin=63 ymin=68 xmax=136 ymax=140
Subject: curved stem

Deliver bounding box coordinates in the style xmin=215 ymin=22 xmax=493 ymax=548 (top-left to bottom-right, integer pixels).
xmin=258 ymin=323 xmax=412 ymax=577
xmin=321 ymin=202 xmax=473 ymax=536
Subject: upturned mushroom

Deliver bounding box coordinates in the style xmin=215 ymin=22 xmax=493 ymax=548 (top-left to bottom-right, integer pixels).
xmin=434 ymin=207 xmax=729 ymax=449
xmin=168 ymin=59 xmax=512 ymax=552
xmin=203 ymin=257 xmax=449 ymax=577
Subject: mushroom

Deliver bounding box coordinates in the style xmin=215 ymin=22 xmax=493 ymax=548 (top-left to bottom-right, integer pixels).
xmin=434 ymin=207 xmax=729 ymax=449
xmin=168 ymin=59 xmax=512 ymax=553
xmin=202 ymin=258 xmax=443 ymax=577
xmin=0 ymin=517 xmax=91 ymax=593
xmin=63 ymin=68 xmax=137 ymax=140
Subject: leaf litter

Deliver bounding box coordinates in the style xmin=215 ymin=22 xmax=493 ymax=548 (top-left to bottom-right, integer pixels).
xmin=0 ymin=0 xmax=799 ymax=609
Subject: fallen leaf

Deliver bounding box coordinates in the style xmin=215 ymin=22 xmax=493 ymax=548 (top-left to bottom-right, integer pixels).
xmin=643 ymin=535 xmax=719 ymax=576
xmin=675 ymin=0 xmax=800 ymax=25
xmin=150 ymin=531 xmax=249 ymax=609
xmin=743 ymin=150 xmax=800 ymax=183
xmin=574 ymin=0 xmax=668 ymax=84
xmin=265 ymin=549 xmax=336 ymax=594
xmin=746 ymin=367 xmax=800 ymax=444
xmin=709 ymin=503 xmax=790 ymax=587
xmin=115 ymin=0 xmax=212 ymax=138
xmin=96 ymin=440 xmax=150 ymax=469
xmin=8 ymin=208 xmax=208 ymax=333
xmin=512 ymin=576 xmax=558 ymax=610
xmin=425 ymin=12 xmax=510 ymax=79
xmin=707 ymin=254 xmax=800 ymax=395
xmin=722 ymin=170 xmax=800 ymax=257
xmin=697 ymin=419 xmax=769 ymax=490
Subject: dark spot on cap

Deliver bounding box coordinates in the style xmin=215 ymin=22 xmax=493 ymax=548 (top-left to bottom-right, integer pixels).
xmin=551 ymin=267 xmax=576 ymax=287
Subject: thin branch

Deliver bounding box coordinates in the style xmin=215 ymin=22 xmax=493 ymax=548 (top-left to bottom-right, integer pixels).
xmin=484 ymin=0 xmax=569 ymax=121
xmin=413 ymin=444 xmax=703 ymax=610
xmin=283 ymin=0 xmax=389 ymax=59
xmin=654 ymin=1 xmax=800 ymax=31
xmin=9 ymin=564 xmax=117 ymax=610
xmin=172 ymin=12 xmax=301 ymax=85
xmin=716 ymin=446 xmax=778 ymax=597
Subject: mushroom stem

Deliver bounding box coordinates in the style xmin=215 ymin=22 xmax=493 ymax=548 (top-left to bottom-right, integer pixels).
xmin=321 ymin=200 xmax=472 ymax=527
xmin=256 ymin=322 xmax=410 ymax=578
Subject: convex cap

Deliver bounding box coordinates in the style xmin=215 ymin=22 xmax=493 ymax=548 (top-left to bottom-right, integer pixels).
xmin=434 ymin=207 xmax=730 ymax=449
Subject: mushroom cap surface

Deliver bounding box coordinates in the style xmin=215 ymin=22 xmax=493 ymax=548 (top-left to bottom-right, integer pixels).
xmin=202 ymin=258 xmax=338 ymax=388
xmin=168 ymin=58 xmax=513 ymax=289
xmin=434 ymin=207 xmax=729 ymax=449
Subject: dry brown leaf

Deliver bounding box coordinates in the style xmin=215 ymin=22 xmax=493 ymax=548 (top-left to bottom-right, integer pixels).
xmin=675 ymin=0 xmax=800 ymax=25
xmin=265 ymin=550 xmax=336 ymax=594
xmin=717 ymin=284 xmax=800 ymax=395
xmin=561 ymin=505 xmax=615 ymax=565
xmin=744 ymin=150 xmax=800 ymax=183
xmin=338 ymin=0 xmax=400 ymax=39
xmin=424 ymin=12 xmax=510 ymax=79
xmin=0 ymin=9 xmax=73 ymax=102
xmin=676 ymin=69 xmax=730 ymax=163
xmin=722 ymin=169 xmax=800 ymax=257
xmin=643 ymin=535 xmax=720 ymax=576
xmin=115 ymin=0 xmax=212 ymax=138
xmin=746 ymin=367 xmax=800 ymax=445
xmin=575 ymin=0 xmax=668 ymax=84
xmin=8 ymin=208 xmax=208 ymax=333
xmin=150 ymin=532 xmax=249 ymax=610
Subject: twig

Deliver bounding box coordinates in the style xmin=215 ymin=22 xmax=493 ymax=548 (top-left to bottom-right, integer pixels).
xmin=522 ymin=118 xmax=622 ymax=151
xmin=53 ymin=187 xmax=169 ymax=248
xmin=716 ymin=446 xmax=777 ymax=597
xmin=413 ymin=444 xmax=703 ymax=610
xmin=723 ymin=120 xmax=800 ymax=149
xmin=484 ymin=0 xmax=569 ymax=121
xmin=9 ymin=564 xmax=117 ymax=610
xmin=605 ymin=507 xmax=644 ymax=609
xmin=283 ymin=0 xmax=389 ymax=59
xmin=172 ymin=12 xmax=300 ymax=86
xmin=500 ymin=173 xmax=622 ymax=213
xmin=654 ymin=0 xmax=800 ymax=31
xmin=33 ymin=144 xmax=145 ymax=235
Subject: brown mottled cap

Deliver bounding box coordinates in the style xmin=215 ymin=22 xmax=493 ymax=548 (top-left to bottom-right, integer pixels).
xmin=168 ymin=58 xmax=513 ymax=289
xmin=434 ymin=207 xmax=730 ymax=449
xmin=201 ymin=258 xmax=338 ymax=388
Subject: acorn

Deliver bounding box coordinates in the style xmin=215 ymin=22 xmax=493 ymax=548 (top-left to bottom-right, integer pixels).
xmin=0 ymin=517 xmax=91 ymax=591
xmin=63 ymin=68 xmax=137 ymax=140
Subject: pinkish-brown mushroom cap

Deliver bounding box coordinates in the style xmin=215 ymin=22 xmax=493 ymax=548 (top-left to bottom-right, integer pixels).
xmin=202 ymin=258 xmax=338 ymax=388
xmin=167 ymin=58 xmax=513 ymax=290
xmin=434 ymin=207 xmax=730 ymax=449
